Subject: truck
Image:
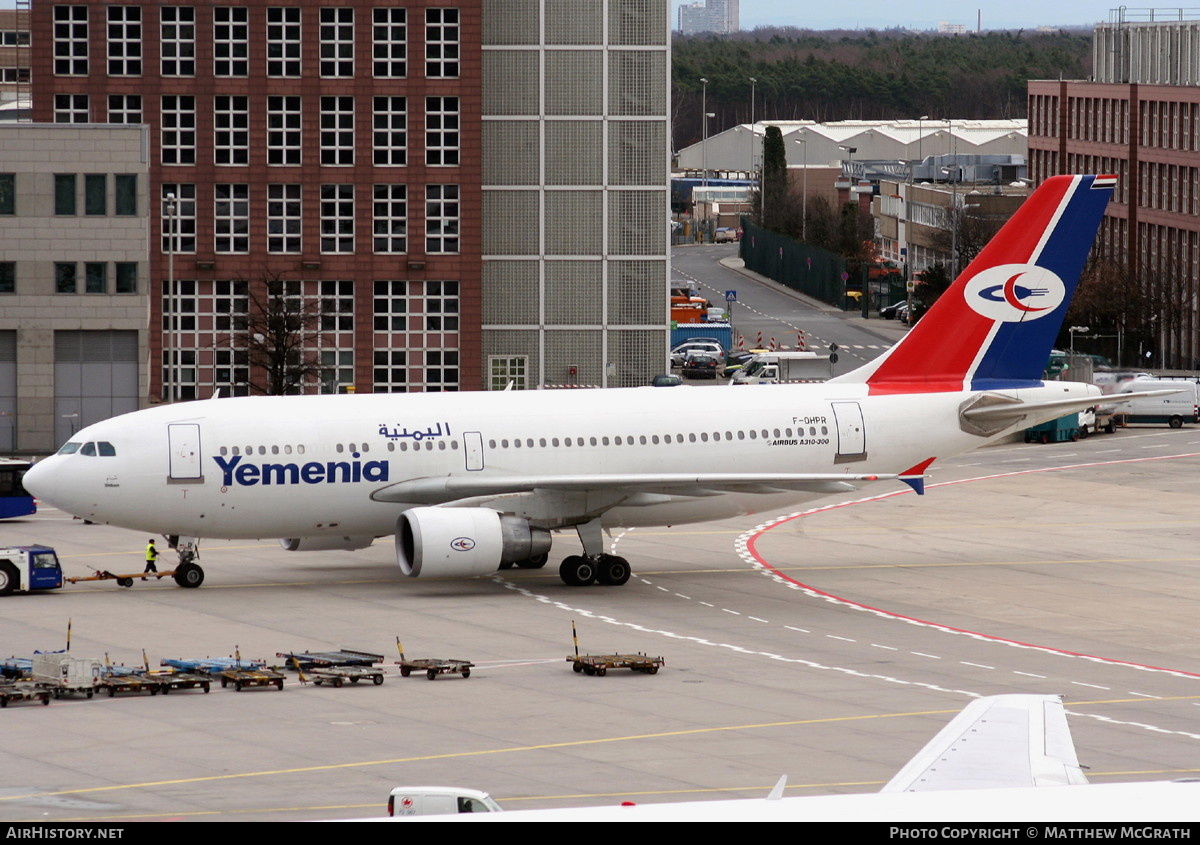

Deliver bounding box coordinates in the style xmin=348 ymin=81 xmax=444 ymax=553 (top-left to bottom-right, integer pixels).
xmin=0 ymin=546 xmax=63 ymax=596
xmin=1111 ymin=377 xmax=1200 ymax=428
xmin=729 ymin=351 xmax=832 ymax=385
xmin=387 ymin=786 xmax=503 ymax=817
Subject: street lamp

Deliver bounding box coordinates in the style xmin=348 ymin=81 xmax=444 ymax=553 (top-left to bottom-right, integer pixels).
xmin=165 ymin=191 xmax=177 ymax=402
xmin=703 ymin=111 xmax=715 ymax=189
xmin=940 ymin=166 xmax=961 ymax=279
xmin=794 ymin=136 xmax=808 ymax=241
xmin=917 ymin=114 xmax=929 ymax=166
xmin=748 ymin=76 xmax=757 ymax=173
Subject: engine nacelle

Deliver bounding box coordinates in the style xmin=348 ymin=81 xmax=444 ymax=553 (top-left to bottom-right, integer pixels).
xmin=395 ymin=507 xmax=551 ymax=578
xmin=279 ymin=536 xmax=375 ymax=552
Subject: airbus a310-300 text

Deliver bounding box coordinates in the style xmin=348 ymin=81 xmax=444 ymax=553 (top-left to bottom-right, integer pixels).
xmin=26 ymin=174 xmax=1122 ymax=589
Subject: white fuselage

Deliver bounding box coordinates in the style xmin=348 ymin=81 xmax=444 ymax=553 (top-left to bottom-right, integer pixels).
xmin=25 ymin=381 xmax=1097 ymax=542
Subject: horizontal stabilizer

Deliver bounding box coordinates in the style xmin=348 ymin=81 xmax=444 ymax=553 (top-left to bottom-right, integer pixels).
xmin=881 ymin=694 xmax=1088 ymax=793
xmin=961 ymin=389 xmax=1184 ymax=425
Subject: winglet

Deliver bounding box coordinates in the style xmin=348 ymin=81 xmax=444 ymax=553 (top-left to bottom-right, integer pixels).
xmin=899 ymin=458 xmax=935 ymax=495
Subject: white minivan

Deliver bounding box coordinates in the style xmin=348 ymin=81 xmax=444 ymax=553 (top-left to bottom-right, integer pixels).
xmin=387 ymin=786 xmax=503 ymax=817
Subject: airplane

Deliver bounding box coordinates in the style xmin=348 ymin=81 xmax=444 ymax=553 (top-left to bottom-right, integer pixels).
xmin=25 ymin=174 xmax=1138 ymax=589
xmin=354 ymin=695 xmax=1200 ymax=821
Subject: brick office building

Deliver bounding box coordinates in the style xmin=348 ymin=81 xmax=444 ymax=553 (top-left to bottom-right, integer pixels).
xmin=1028 ymin=14 xmax=1200 ymax=369
xmin=29 ymin=0 xmax=670 ymax=404
xmin=32 ymin=0 xmax=483 ymax=398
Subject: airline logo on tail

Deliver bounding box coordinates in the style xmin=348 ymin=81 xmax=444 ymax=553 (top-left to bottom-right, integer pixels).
xmin=848 ymin=174 xmax=1117 ymax=394
xmin=965 ymin=264 xmax=1065 ymax=322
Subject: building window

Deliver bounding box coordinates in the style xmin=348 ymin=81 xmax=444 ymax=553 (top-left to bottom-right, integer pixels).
xmin=0 ymin=263 xmax=15 ymax=294
xmin=266 ymin=7 xmax=302 ymax=77
xmin=215 ymin=96 xmax=249 ymax=166
xmin=425 ymin=185 xmax=460 ymax=253
xmin=0 ymin=174 xmax=13 ymax=215
xmin=107 ymin=94 xmax=142 ymax=124
xmin=489 ymin=356 xmax=528 ymax=391
xmin=162 ymin=185 xmax=197 ymax=253
xmin=54 ymin=174 xmax=77 ymax=215
xmin=115 ymin=174 xmax=137 ymax=216
xmin=425 ymin=8 xmax=459 ymax=79
xmin=85 ymin=262 xmax=107 ymax=294
xmin=55 ymin=263 xmax=77 ymax=294
xmin=426 ymin=97 xmax=460 ymax=167
xmin=320 ymin=351 xmax=354 ymax=394
xmin=214 ymin=184 xmax=250 ymax=253
xmin=320 ymin=96 xmax=355 ymax=166
xmin=213 ymin=7 xmax=249 ymax=77
xmin=372 ymin=8 xmax=406 ymax=78
xmin=115 ymin=263 xmax=138 ymax=294
xmin=267 ymin=184 xmax=302 ymax=253
xmin=372 ymin=280 xmax=459 ymax=392
xmin=161 ymin=96 xmax=196 ymax=165
xmin=267 ymin=96 xmax=302 ymax=166
xmin=53 ymin=6 xmax=89 ymax=76
xmin=372 ymin=96 xmax=407 ymax=166
xmin=319 ymin=7 xmax=353 ymax=77
xmin=320 ymin=185 xmax=355 ymax=253
xmin=85 ymin=174 xmax=106 ymax=216
xmin=106 ymin=7 xmax=142 ymax=76
xmin=320 ymin=279 xmax=355 ymax=333
xmin=373 ymin=185 xmax=407 ymax=253
xmin=161 ymin=7 xmax=196 ymax=76
xmin=213 ymin=280 xmax=249 ymax=332
xmin=54 ymin=93 xmax=89 ymax=123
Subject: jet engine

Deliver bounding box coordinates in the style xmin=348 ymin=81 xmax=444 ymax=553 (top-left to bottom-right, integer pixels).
xmin=279 ymin=536 xmax=375 ymax=552
xmin=395 ymin=507 xmax=551 ymax=578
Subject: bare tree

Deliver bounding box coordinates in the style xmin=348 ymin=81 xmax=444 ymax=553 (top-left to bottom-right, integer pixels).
xmin=228 ymin=275 xmax=328 ymax=395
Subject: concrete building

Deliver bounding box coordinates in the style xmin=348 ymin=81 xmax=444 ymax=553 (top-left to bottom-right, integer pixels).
xmin=1028 ymin=9 xmax=1200 ymax=368
xmin=480 ymin=0 xmax=670 ymax=389
xmin=677 ymin=0 xmax=738 ymax=36
xmin=0 ymin=124 xmax=151 ymax=452
xmin=28 ymin=0 xmax=670 ymax=407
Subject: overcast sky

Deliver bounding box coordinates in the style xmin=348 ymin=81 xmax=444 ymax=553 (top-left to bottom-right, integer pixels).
xmin=672 ymin=1 xmax=1111 ymax=31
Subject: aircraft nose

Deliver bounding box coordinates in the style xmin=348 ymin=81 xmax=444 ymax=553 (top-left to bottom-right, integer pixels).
xmin=22 ymin=458 xmax=56 ymax=504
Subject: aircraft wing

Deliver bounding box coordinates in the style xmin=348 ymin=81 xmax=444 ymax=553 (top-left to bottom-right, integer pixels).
xmin=370 ymin=472 xmax=894 ymax=506
xmin=881 ymin=694 xmax=1088 ymax=793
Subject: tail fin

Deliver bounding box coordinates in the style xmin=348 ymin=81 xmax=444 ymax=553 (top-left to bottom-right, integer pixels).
xmin=839 ymin=174 xmax=1116 ymax=394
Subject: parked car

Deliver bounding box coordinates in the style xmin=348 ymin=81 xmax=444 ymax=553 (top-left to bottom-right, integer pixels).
xmin=721 ymin=350 xmax=763 ymax=379
xmin=650 ymin=373 xmax=683 ymax=387
xmin=670 ymin=340 xmax=725 ymax=368
xmin=682 ymin=352 xmax=721 ymax=379
xmin=879 ymin=300 xmax=909 ymax=320
xmin=714 ymin=227 xmax=736 ymax=243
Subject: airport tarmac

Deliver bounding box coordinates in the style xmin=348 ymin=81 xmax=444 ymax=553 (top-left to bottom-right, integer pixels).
xmin=2 ymin=425 xmax=1200 ymax=822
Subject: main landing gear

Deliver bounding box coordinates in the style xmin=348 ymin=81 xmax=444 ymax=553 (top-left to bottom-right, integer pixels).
xmin=557 ymin=519 xmax=632 ymax=587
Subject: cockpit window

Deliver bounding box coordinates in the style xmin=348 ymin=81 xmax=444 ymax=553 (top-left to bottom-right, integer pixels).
xmin=57 ymin=442 xmax=82 ymax=455
xmin=98 ymin=442 xmax=116 ymax=456
xmin=80 ymin=442 xmax=96 ymax=456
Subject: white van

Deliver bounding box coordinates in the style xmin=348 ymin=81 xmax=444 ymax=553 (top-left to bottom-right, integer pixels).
xmin=1112 ymin=377 xmax=1200 ymax=428
xmin=387 ymin=786 xmax=503 ymax=817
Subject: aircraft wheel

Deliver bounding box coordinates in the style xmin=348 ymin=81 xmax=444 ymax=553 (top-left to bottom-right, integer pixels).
xmin=596 ymin=555 xmax=631 ymax=586
xmin=516 ymin=553 xmax=549 ymax=569
xmin=498 ymin=561 xmax=514 ymax=570
xmin=174 ymin=563 xmax=204 ymax=588
xmin=0 ymin=562 xmax=17 ymax=596
xmin=559 ymin=555 xmax=596 ymax=586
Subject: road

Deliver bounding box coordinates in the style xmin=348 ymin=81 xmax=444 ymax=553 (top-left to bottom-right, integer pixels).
xmin=2 ymin=423 xmax=1200 ymax=821
xmin=673 ymin=243 xmax=902 ymax=377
